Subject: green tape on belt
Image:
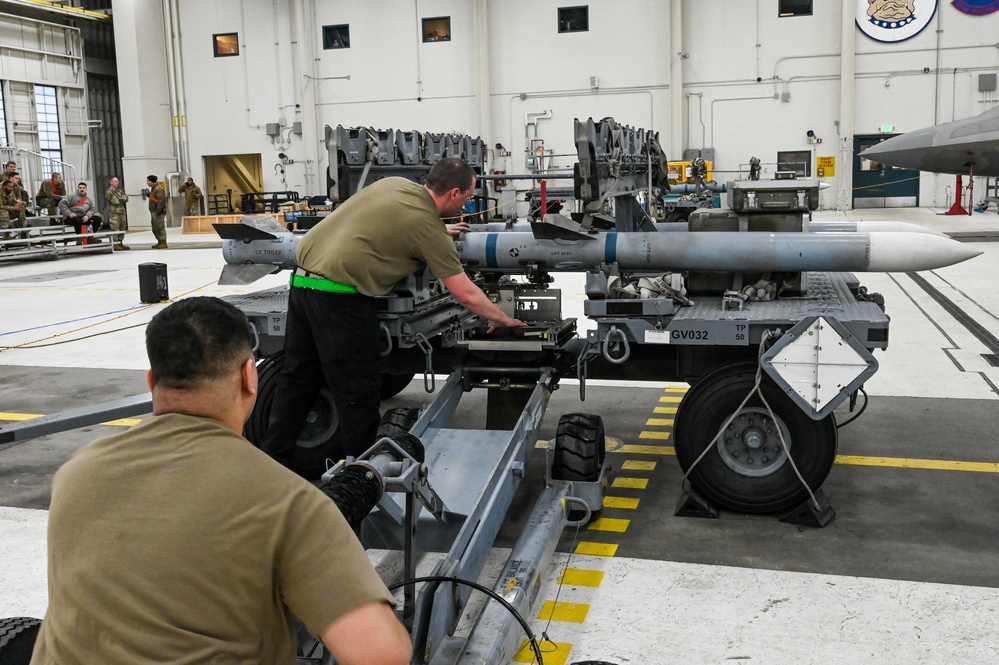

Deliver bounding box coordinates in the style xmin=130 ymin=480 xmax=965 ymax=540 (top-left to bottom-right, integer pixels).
xmin=290 ymin=273 xmax=358 ymax=293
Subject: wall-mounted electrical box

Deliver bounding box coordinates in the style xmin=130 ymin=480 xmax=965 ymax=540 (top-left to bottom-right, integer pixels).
xmin=265 ymin=123 xmax=281 ymax=136
xmin=293 ymin=122 xmax=303 ymax=135
xmin=979 ymin=73 xmax=997 ymax=92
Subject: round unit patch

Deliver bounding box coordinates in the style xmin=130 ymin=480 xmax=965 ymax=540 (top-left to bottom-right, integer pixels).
xmin=856 ymin=0 xmax=938 ymax=42
xmin=951 ymin=0 xmax=999 ymax=15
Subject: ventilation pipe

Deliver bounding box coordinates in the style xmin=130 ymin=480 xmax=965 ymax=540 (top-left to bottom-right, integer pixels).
xmin=837 ymin=2 xmax=857 ymax=211
xmin=669 ymin=1 xmax=684 ymax=160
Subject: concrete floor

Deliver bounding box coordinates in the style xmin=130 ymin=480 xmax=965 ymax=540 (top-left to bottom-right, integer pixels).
xmin=2 ymin=207 xmax=999 ymax=663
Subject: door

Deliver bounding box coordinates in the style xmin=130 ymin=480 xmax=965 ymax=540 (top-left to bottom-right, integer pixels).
xmin=204 ymin=154 xmax=264 ymax=214
xmin=853 ymin=135 xmax=919 ymax=208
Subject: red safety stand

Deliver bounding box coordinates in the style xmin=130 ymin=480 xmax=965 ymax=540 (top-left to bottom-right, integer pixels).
xmin=941 ymin=174 xmax=969 ymax=215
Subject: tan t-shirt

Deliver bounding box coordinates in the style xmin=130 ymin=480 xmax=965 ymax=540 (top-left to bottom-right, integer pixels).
xmin=31 ymin=413 xmax=394 ymax=665
xmin=295 ymin=177 xmax=463 ymax=296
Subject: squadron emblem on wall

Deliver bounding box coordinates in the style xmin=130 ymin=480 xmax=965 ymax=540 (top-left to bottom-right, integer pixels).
xmin=856 ymin=0 xmax=938 ymax=42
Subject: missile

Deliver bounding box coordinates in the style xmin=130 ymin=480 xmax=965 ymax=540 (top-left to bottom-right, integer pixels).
xmin=651 ymin=220 xmax=948 ymax=237
xmin=859 ymin=106 xmax=999 ymax=177
xmin=217 ymin=217 xmax=979 ymax=285
xmin=456 ymin=231 xmax=981 ymax=273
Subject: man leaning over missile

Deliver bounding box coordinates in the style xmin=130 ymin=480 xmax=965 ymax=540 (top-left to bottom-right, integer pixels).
xmin=261 ymin=157 xmax=525 ymax=476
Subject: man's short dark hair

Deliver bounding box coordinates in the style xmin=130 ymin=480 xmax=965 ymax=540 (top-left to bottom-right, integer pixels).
xmin=78 ymin=182 xmax=87 ymax=188
xmin=5 ymin=161 xmax=15 ymax=169
xmin=425 ymin=157 xmax=474 ymax=195
xmin=146 ymin=297 xmax=254 ymax=389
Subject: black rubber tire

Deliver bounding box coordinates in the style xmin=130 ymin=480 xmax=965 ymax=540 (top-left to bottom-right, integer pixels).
xmin=243 ymin=352 xmax=340 ymax=479
xmin=0 ymin=617 xmax=42 ymax=665
xmin=380 ymin=372 xmax=415 ymax=400
xmin=674 ymin=362 xmax=838 ymax=514
xmin=552 ymin=413 xmax=606 ymax=482
xmin=376 ymin=407 xmax=420 ymax=442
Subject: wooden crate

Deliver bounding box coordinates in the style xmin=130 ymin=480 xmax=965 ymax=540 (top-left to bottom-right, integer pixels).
xmin=182 ymin=213 xmax=284 ymax=234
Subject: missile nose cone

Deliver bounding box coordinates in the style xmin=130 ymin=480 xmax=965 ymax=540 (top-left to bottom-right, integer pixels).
xmin=867 ymin=232 xmax=983 ymax=272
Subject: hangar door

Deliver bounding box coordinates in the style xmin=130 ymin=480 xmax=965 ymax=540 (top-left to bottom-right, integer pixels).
xmin=204 ymin=154 xmax=264 ymax=213
xmin=853 ymin=134 xmax=920 ymax=208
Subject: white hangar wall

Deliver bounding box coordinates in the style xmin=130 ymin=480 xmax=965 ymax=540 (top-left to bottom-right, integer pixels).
xmin=109 ymin=0 xmax=999 ymax=224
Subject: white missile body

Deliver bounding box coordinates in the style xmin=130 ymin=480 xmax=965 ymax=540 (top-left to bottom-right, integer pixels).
xmin=216 ymin=217 xmax=980 ymax=284
xmin=456 ymin=231 xmax=981 ymax=273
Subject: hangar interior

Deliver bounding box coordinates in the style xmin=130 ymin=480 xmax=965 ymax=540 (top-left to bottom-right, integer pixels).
xmin=2 ymin=1 xmax=999 ymax=664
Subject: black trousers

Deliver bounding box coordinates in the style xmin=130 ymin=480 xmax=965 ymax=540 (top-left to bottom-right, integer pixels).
xmin=260 ymin=286 xmax=382 ymax=474
xmin=67 ymin=213 xmax=104 ymax=235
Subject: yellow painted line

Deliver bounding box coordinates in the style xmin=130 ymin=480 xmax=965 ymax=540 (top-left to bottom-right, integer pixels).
xmin=621 ymin=460 xmax=657 ymax=471
xmin=603 ymin=496 xmax=640 ymax=510
xmin=664 ymin=386 xmax=689 ymax=393
xmin=0 ymin=413 xmax=140 ymax=427
xmin=557 ymin=568 xmax=605 ymax=587
xmin=614 ymin=444 xmax=676 ymax=456
xmin=639 ymin=431 xmax=671 ymax=440
xmin=653 ymin=406 xmax=677 ymax=414
xmin=575 ymin=541 xmax=618 ymax=557
xmin=611 ymin=477 xmax=649 ymax=490
xmin=659 ymin=396 xmax=682 ymax=403
xmin=836 ymin=455 xmax=999 ymax=473
xmin=537 ymin=600 xmax=590 ymax=623
xmin=588 ymin=516 xmax=631 ymax=532
xmin=514 ymin=639 xmax=571 ymax=665
xmin=0 ymin=412 xmax=42 ymax=421
xmin=645 ymin=417 xmax=675 ymax=427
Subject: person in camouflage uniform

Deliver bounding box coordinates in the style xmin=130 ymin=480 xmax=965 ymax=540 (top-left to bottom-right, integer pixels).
xmin=0 ymin=179 xmax=25 ymax=230
xmin=178 ymin=177 xmax=203 ymax=217
xmin=147 ymin=175 xmax=168 ymax=249
xmin=37 ymin=172 xmax=67 ymax=215
xmin=8 ymin=173 xmax=29 ymax=227
xmin=1 ymin=161 xmax=17 ymax=184
xmin=106 ymin=176 xmax=130 ymax=250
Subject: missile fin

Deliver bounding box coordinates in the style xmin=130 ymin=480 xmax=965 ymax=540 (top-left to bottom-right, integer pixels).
xmin=218 ymin=263 xmax=283 ymax=285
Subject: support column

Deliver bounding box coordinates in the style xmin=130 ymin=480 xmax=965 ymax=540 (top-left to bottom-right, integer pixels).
xmin=837 ymin=3 xmax=856 ymax=211
xmin=112 ymin=0 xmax=178 ymax=229
xmin=473 ymin=0 xmax=492 ymax=144
xmin=669 ymin=0 xmax=684 ymax=160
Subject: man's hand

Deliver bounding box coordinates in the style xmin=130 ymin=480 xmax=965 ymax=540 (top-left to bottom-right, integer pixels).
xmin=445 ymin=221 xmax=470 ymax=236
xmin=69 ymin=213 xmax=79 ymax=218
xmin=487 ymin=314 xmax=527 ymax=334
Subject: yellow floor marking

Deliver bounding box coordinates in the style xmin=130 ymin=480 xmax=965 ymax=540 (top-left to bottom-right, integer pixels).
xmin=614 ymin=444 xmax=676 ymax=456
xmin=645 ymin=417 xmax=674 ymax=427
xmin=621 ymin=460 xmax=657 ymax=470
xmin=639 ymin=431 xmax=671 ymax=440
xmin=0 ymin=412 xmax=139 ymax=427
xmin=664 ymin=386 xmax=689 ymax=393
xmin=611 ymin=477 xmax=649 ymax=490
xmin=603 ymin=496 xmax=640 ymax=510
xmin=653 ymin=406 xmax=678 ymax=414
xmin=537 ymin=600 xmax=590 ymax=623
xmin=588 ymin=517 xmax=630 ymax=532
xmin=557 ymin=568 xmax=605 ymax=587
xmin=514 ymin=639 xmax=572 ymax=665
xmin=0 ymin=412 xmax=42 ymax=421
xmin=575 ymin=541 xmax=618 ymax=556
xmin=659 ymin=395 xmax=682 ymax=403
xmin=836 ymin=455 xmax=999 ymax=473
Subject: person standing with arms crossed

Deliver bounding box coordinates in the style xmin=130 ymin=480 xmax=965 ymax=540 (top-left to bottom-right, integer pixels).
xmin=106 ymin=176 xmax=130 ymax=250
xmin=30 ymin=297 xmax=411 ymax=665
xmin=261 ymin=157 xmax=524 ymax=477
xmin=147 ymin=175 xmax=167 ymax=249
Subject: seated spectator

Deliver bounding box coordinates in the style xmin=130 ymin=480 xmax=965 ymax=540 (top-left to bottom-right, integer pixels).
xmin=36 ymin=172 xmax=66 ymax=215
xmin=59 ymin=182 xmax=105 ymax=242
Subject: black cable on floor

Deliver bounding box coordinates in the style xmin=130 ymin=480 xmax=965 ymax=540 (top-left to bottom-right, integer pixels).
xmin=836 ymin=387 xmax=868 ymax=429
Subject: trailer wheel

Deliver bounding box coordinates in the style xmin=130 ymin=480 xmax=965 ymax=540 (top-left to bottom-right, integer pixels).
xmin=380 ymin=373 xmax=415 ymax=400
xmin=674 ymin=362 xmax=837 ymax=514
xmin=376 ymin=407 xmax=420 ymax=441
xmin=0 ymin=617 xmax=42 ymax=665
xmin=552 ymin=413 xmax=605 ymax=482
xmin=244 ymin=352 xmax=340 ymax=479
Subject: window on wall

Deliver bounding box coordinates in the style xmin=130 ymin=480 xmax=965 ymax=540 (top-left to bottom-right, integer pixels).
xmin=422 ymin=17 xmax=450 ymax=42
xmin=558 ymin=6 xmax=589 ymax=33
xmin=35 ymin=85 xmax=63 ymax=167
xmin=213 ymin=33 xmax=239 ymax=57
xmin=778 ymin=0 xmax=812 ymax=17
xmin=0 ymin=85 xmax=8 ymax=147
xmin=322 ymin=24 xmax=350 ymax=49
